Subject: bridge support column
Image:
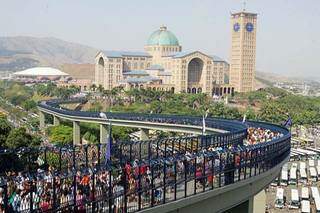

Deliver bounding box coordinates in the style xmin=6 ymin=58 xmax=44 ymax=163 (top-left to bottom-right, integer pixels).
xmin=252 ymin=190 xmax=266 ymax=213
xmin=100 ymin=124 xmax=108 ymax=144
xmin=73 ymin=121 xmax=81 ymax=145
xmin=248 ymin=196 xmax=254 ymax=213
xmin=140 ymin=128 xmax=149 ymax=141
xmin=53 ymin=116 xmax=61 ymax=126
xmin=39 ymin=111 xmax=45 ymax=129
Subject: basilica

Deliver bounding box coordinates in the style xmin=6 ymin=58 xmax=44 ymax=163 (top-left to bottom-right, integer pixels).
xmin=95 ymin=25 xmax=232 ymax=95
xmin=95 ymin=11 xmax=257 ymax=95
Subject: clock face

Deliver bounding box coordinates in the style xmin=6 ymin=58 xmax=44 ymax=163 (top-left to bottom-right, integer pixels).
xmin=233 ymin=23 xmax=240 ymax=32
xmin=246 ymin=23 xmax=254 ymax=32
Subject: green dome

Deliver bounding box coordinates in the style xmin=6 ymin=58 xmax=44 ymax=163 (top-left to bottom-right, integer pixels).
xmin=147 ymin=26 xmax=179 ymax=46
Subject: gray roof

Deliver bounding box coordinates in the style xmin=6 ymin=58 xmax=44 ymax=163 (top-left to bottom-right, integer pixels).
xmin=123 ymin=70 xmax=148 ymax=75
xmin=102 ymin=50 xmax=151 ymax=58
xmin=125 ymin=76 xmax=160 ymax=83
xmin=147 ymin=64 xmax=164 ymax=70
xmin=170 ymin=51 xmax=227 ymax=62
xmin=209 ymin=55 xmax=226 ymax=62
xmin=172 ymin=51 xmax=194 ymax=58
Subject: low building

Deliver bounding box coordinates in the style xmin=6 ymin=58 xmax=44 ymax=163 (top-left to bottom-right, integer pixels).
xmin=12 ymin=67 xmax=69 ymax=82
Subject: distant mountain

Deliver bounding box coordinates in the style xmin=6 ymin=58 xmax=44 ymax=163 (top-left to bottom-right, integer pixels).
xmin=0 ymin=36 xmax=98 ymax=71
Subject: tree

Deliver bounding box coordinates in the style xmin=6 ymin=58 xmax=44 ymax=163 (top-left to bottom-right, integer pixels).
xmin=89 ymin=101 xmax=103 ymax=112
xmin=4 ymin=83 xmax=33 ymax=105
xmin=5 ymin=127 xmax=33 ymax=148
xmin=48 ymin=125 xmax=73 ymax=146
xmin=0 ymin=118 xmax=12 ymax=147
xmin=90 ymin=84 xmax=97 ymax=92
xmin=22 ymin=99 xmax=37 ymax=111
xmin=83 ymin=131 xmax=98 ymax=144
xmin=97 ymin=85 xmax=104 ymax=93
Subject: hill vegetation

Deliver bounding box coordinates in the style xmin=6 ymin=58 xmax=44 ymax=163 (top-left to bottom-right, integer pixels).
xmin=0 ymin=36 xmax=98 ymax=70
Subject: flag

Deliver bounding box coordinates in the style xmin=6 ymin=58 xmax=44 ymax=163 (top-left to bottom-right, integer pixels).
xmin=202 ymin=115 xmax=206 ymax=134
xmin=202 ymin=109 xmax=209 ymax=134
xmin=242 ymin=113 xmax=246 ymax=123
xmin=105 ymin=122 xmax=112 ymax=162
xmin=283 ymin=116 xmax=293 ymax=128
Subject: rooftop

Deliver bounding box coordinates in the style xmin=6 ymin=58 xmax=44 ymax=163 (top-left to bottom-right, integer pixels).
xmin=102 ymin=50 xmax=151 ymax=58
xmin=147 ymin=26 xmax=179 ymax=46
xmin=147 ymin=64 xmax=164 ymax=70
xmin=13 ymin=67 xmax=69 ymax=76
xmin=123 ymin=70 xmax=149 ymax=75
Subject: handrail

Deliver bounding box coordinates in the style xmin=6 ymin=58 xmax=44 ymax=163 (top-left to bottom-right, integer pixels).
xmin=0 ymin=99 xmax=291 ymax=213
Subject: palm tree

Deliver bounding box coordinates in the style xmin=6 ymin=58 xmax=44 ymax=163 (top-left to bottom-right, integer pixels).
xmin=90 ymin=84 xmax=97 ymax=92
xmin=97 ymin=85 xmax=104 ymax=93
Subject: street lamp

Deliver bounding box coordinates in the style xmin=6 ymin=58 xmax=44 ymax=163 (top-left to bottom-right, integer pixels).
xmin=99 ymin=112 xmax=112 ymax=164
xmin=99 ymin=112 xmax=108 ymax=120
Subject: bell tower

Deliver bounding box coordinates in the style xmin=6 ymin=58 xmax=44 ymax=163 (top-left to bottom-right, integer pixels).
xmin=229 ymin=10 xmax=257 ymax=92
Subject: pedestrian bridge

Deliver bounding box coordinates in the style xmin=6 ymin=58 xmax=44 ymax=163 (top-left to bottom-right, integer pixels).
xmin=0 ymin=99 xmax=290 ymax=212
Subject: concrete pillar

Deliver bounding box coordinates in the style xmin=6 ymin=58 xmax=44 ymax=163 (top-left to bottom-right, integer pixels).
xmin=39 ymin=111 xmax=45 ymax=129
xmin=73 ymin=121 xmax=81 ymax=145
xmin=53 ymin=116 xmax=61 ymax=126
xmin=248 ymin=196 xmax=254 ymax=213
xmin=140 ymin=128 xmax=149 ymax=141
xmin=100 ymin=124 xmax=108 ymax=144
xmin=253 ymin=190 xmax=266 ymax=213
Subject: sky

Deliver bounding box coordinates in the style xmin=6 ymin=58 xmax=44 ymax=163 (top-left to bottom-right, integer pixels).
xmin=1 ymin=0 xmax=320 ymax=78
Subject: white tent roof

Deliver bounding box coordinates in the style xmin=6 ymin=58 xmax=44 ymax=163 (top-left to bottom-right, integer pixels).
xmin=13 ymin=67 xmax=69 ymax=76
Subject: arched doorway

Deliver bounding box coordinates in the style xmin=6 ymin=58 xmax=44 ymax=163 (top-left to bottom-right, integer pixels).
xmin=187 ymin=88 xmax=191 ymax=93
xmin=97 ymin=57 xmax=105 ymax=86
xmin=192 ymin=88 xmax=197 ymax=94
xmin=187 ymin=58 xmax=204 ymax=92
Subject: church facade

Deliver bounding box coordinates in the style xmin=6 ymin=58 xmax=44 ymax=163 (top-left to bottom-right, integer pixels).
xmin=95 ymin=11 xmax=257 ymax=95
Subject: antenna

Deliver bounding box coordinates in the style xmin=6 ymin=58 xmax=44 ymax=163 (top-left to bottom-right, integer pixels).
xmin=243 ymin=0 xmax=247 ymax=12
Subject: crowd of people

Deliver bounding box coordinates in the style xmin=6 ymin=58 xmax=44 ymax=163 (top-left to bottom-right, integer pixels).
xmin=0 ymin=127 xmax=285 ymax=212
xmin=246 ymin=127 xmax=284 ymax=145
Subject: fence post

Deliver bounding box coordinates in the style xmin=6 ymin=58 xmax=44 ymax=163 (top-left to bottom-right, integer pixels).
xmin=123 ymin=166 xmax=127 ymax=212
xmin=108 ymin=169 xmax=113 ymax=213
xmin=151 ymin=164 xmax=155 ymax=207
xmin=202 ymin=156 xmax=206 ymax=192
xmin=174 ymin=160 xmax=177 ymax=200
xmin=138 ymin=164 xmax=142 ymax=211
xmin=97 ymin=144 xmax=101 ymax=169
xmin=59 ymin=147 xmax=62 ymax=172
xmin=184 ymin=160 xmax=187 ymax=198
xmin=91 ymin=172 xmax=96 ymax=212
xmin=211 ymin=156 xmax=215 ymax=190
xmin=163 ymin=161 xmax=166 ymax=204
xmin=52 ymin=176 xmax=57 ymax=211
xmin=85 ymin=145 xmax=89 ymax=168
xmin=3 ymin=180 xmax=8 ymax=212
xmin=193 ymin=157 xmax=197 ymax=195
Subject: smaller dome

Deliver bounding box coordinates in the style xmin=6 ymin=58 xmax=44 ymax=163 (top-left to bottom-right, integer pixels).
xmin=13 ymin=67 xmax=69 ymax=76
xmin=147 ymin=26 xmax=179 ymax=46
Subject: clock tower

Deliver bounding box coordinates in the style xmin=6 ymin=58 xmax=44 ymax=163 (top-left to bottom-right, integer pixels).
xmin=229 ymin=11 xmax=257 ymax=93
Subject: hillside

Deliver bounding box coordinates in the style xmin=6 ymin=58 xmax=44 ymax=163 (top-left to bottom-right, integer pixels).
xmin=0 ymin=36 xmax=98 ymax=71
xmin=0 ymin=36 xmax=309 ymax=86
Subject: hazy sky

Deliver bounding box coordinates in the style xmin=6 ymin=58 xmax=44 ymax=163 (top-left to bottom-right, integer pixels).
xmin=1 ymin=0 xmax=320 ymax=78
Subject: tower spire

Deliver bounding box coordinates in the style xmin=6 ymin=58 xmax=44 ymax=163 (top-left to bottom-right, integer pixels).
xmin=243 ymin=0 xmax=247 ymax=12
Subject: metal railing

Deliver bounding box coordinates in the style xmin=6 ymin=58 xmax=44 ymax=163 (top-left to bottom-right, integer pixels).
xmin=0 ymin=100 xmax=291 ymax=212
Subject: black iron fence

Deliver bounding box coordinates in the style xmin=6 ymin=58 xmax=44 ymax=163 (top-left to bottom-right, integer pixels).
xmin=0 ymin=122 xmax=290 ymax=213
xmin=0 ymin=100 xmax=291 ymax=212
